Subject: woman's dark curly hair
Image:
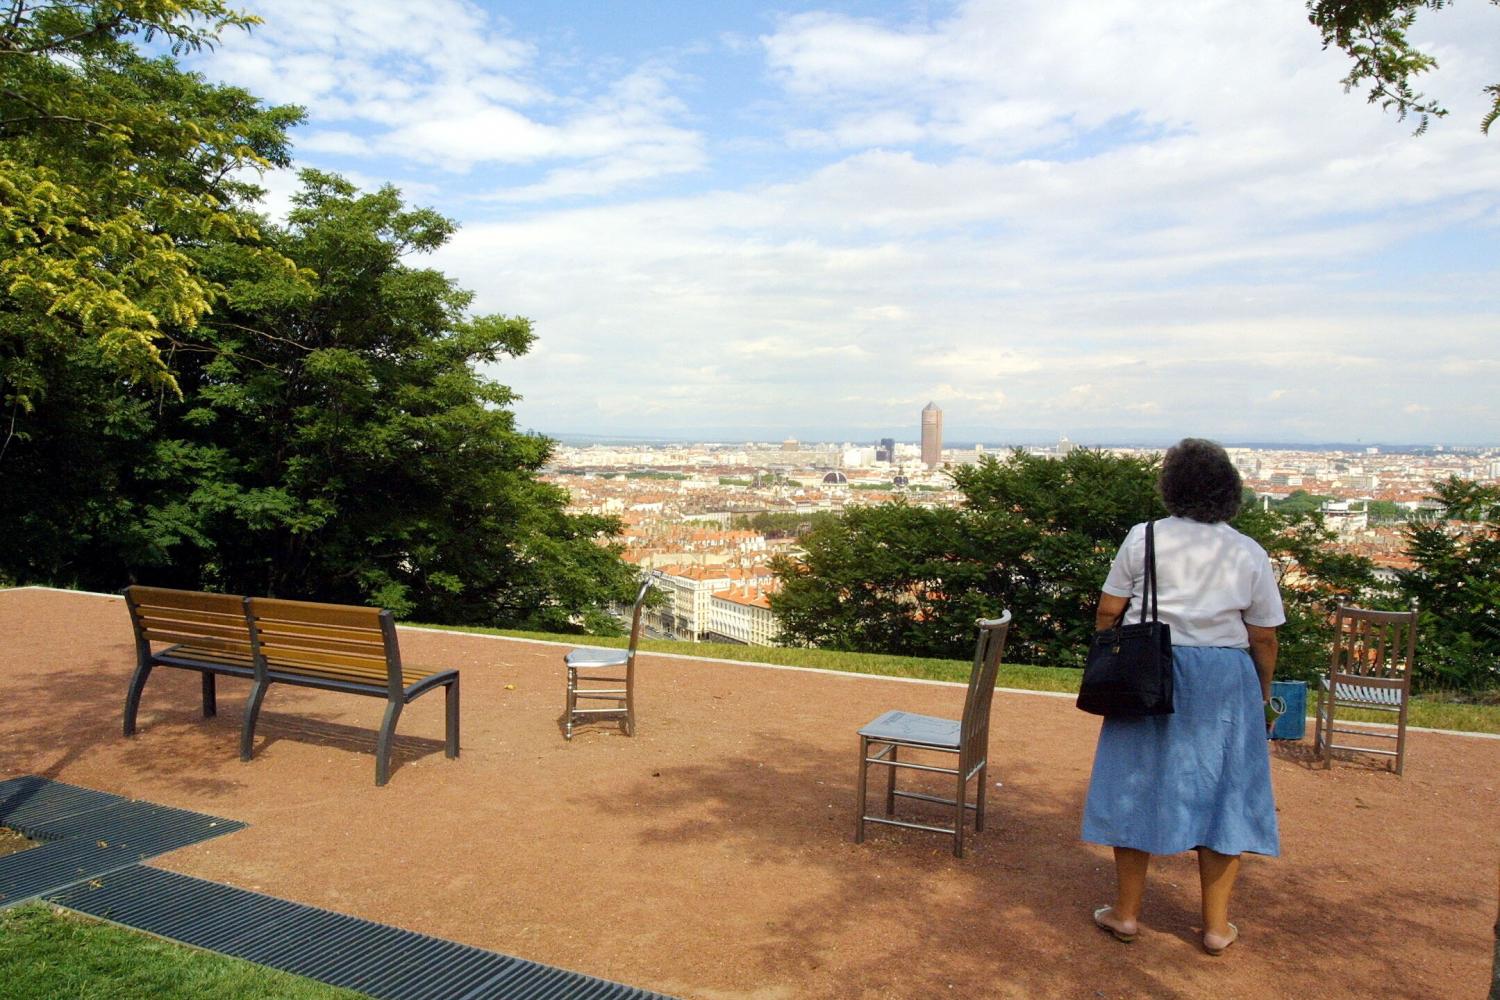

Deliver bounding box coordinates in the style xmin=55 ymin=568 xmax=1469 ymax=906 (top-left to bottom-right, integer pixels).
xmin=1159 ymin=438 xmax=1243 ymax=523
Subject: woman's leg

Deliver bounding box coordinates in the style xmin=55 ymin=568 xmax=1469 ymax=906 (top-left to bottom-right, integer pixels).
xmin=1198 ymin=848 xmax=1241 ymax=945
xmin=1112 ymin=847 xmax=1151 ymax=923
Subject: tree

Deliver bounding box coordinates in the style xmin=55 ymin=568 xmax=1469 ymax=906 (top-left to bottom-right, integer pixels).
xmin=1270 ymin=490 xmax=1332 ymax=516
xmin=1308 ymin=0 xmax=1500 ymax=134
xmin=0 ymin=0 xmax=303 ymax=441
xmin=772 ymin=448 xmax=1382 ymax=682
xmin=0 ymin=172 xmax=640 ymax=633
xmin=1232 ymin=505 xmax=1382 ymax=685
xmin=773 ymin=450 xmax=1168 ymax=665
xmin=947 ymin=449 xmax=1168 ymax=667
xmin=772 ymin=502 xmax=986 ymax=657
xmin=1397 ymin=477 xmax=1500 ymax=692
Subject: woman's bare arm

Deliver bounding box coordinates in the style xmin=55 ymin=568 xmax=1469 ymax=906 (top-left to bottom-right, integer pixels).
xmin=1096 ymin=592 xmax=1130 ymax=631
xmin=1245 ymin=623 xmax=1278 ymax=700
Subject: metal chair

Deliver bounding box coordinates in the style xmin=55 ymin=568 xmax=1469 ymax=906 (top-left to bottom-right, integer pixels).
xmin=855 ymin=612 xmax=1012 ymax=858
xmin=1315 ymin=606 xmax=1417 ymax=774
xmin=564 ymin=576 xmax=654 ymax=739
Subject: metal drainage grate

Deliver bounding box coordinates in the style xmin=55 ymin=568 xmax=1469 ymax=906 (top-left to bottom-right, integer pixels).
xmin=0 ymin=775 xmax=244 ymax=907
xmin=52 ymin=866 xmax=674 ymax=1000
xmin=0 ymin=774 xmax=129 ymax=835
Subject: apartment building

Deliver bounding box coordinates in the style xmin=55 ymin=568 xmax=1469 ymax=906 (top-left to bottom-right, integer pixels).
xmin=647 ymin=565 xmax=777 ymax=641
xmin=706 ymin=584 xmax=781 ymax=646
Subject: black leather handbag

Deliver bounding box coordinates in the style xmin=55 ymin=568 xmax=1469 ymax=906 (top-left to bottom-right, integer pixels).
xmin=1076 ymin=520 xmax=1174 ymax=717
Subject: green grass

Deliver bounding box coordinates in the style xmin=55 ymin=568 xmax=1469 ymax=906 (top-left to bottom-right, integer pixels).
xmin=416 ymin=622 xmax=1500 ymax=735
xmin=0 ymin=903 xmax=364 ymax=1000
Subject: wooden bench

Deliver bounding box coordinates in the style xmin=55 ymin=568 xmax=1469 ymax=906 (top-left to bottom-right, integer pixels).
xmin=124 ymin=586 xmax=459 ymax=785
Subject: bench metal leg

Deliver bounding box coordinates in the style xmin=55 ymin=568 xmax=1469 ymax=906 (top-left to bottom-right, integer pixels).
xmin=123 ymin=662 xmax=154 ymax=737
xmin=376 ymin=699 xmax=404 ymax=787
xmin=201 ymin=672 xmax=217 ymax=718
xmin=445 ymin=677 xmax=460 ymax=759
xmin=240 ymin=680 xmax=268 ymax=762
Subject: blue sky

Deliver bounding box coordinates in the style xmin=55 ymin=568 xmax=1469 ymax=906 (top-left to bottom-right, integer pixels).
xmin=187 ymin=0 xmax=1500 ymax=445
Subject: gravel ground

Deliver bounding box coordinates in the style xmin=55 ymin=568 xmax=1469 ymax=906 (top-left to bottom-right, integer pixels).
xmin=1 ymin=587 xmax=1496 ymax=1000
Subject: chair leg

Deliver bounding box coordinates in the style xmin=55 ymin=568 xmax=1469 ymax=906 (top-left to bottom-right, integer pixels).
xmin=1394 ymin=700 xmax=1407 ymax=776
xmin=624 ymin=671 xmax=635 ymax=737
xmin=885 ymin=744 xmax=898 ymax=816
xmin=375 ymin=698 xmax=405 ymax=787
xmin=201 ymin=671 xmax=217 ymax=718
xmin=953 ymin=761 xmax=967 ymax=859
xmin=445 ymin=676 xmax=460 ymax=759
xmin=240 ymin=680 xmax=268 ymax=762
xmin=854 ymin=736 xmax=869 ymax=844
xmin=1322 ymin=689 xmax=1336 ymax=769
xmin=975 ymin=760 xmax=987 ymax=834
xmin=564 ymin=664 xmax=576 ymax=740
xmin=123 ymin=662 xmax=154 ymax=737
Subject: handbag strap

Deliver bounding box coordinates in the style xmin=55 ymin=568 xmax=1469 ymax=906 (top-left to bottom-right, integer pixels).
xmin=1141 ymin=519 xmax=1159 ymax=625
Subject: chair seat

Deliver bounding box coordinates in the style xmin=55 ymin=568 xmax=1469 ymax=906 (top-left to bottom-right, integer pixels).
xmin=1327 ymin=680 xmax=1406 ymax=707
xmin=859 ymin=709 xmax=961 ymax=749
xmin=565 ymin=647 xmax=630 ymax=669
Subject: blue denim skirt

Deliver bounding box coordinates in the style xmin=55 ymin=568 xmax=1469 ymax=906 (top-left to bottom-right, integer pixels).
xmin=1081 ymin=645 xmax=1280 ymax=857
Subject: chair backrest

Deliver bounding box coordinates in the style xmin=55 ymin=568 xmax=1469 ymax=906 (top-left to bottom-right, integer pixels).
xmin=625 ymin=574 xmax=656 ymax=662
xmin=1330 ymin=606 xmax=1417 ymax=689
xmin=959 ymin=611 xmax=1013 ymax=767
xmin=124 ymin=585 xmax=251 ymax=661
xmin=246 ymin=597 xmax=402 ymax=697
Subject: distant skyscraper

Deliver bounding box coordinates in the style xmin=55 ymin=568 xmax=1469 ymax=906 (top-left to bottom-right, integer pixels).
xmin=877 ymin=436 xmax=896 ymax=463
xmin=921 ymin=402 xmax=943 ymax=467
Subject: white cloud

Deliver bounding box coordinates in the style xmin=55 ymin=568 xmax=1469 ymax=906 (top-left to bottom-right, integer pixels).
xmin=194 ymin=0 xmax=704 ymax=192
xmin=184 ymin=0 xmax=1500 ymax=442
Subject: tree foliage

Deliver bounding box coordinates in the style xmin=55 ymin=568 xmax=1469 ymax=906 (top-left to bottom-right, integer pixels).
xmin=773 ymin=451 xmax=1158 ymax=664
xmin=1232 ymin=505 xmax=1380 ymax=685
xmin=1308 ymin=0 xmax=1500 ymax=134
xmin=0 ymin=0 xmax=303 ymax=430
xmin=772 ymin=449 xmax=1388 ymax=685
xmin=1398 ymin=477 xmax=1500 ymax=692
xmin=0 ymin=172 xmax=639 ymax=631
xmin=0 ymin=3 xmax=638 ymax=632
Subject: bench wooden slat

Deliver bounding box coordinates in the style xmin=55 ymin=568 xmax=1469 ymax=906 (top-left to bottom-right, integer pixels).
xmin=160 ymin=645 xmax=255 ymax=669
xmin=251 ymin=629 xmax=387 ymax=658
xmin=258 ymin=649 xmax=388 ymax=672
xmin=141 ymin=629 xmax=253 ymax=650
xmin=250 ymin=597 xmax=385 ymax=630
xmin=256 ymin=646 xmax=390 ymax=675
xmin=128 ymin=587 xmax=244 ymax=615
xmin=266 ymin=661 xmax=435 ymax=686
xmin=133 ymin=607 xmax=248 ymax=631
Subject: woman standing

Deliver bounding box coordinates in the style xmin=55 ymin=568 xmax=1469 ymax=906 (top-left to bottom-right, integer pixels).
xmin=1083 ymin=438 xmax=1285 ymax=956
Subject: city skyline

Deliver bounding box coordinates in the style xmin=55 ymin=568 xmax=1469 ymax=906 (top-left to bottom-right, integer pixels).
xmin=181 ymin=1 xmax=1500 ymax=444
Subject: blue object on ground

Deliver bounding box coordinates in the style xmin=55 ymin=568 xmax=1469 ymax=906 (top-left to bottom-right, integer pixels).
xmin=1270 ymin=680 xmax=1308 ymax=740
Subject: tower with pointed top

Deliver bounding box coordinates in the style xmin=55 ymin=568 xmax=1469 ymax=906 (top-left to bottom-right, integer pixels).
xmin=921 ymin=401 xmax=943 ymax=468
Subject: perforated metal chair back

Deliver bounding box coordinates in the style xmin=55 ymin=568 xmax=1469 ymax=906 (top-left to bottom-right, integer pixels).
xmin=625 ymin=575 xmax=654 ymax=660
xmin=960 ymin=613 xmax=1012 ymax=770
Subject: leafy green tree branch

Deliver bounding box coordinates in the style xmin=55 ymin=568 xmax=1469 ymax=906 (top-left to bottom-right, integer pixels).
xmin=1308 ymin=0 xmax=1500 ymax=134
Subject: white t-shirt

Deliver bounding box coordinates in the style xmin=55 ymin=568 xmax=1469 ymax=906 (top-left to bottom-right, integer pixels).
xmin=1101 ymin=517 xmax=1286 ymax=648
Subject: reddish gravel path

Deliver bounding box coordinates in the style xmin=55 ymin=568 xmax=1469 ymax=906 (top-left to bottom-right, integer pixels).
xmin=1 ymin=587 xmax=1496 ymax=999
